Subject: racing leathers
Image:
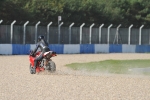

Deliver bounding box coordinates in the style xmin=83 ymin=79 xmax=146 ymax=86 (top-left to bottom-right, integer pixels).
xmin=32 ymin=39 xmax=50 ymax=69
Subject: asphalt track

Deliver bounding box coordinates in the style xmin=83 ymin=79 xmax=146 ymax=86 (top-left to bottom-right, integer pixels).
xmin=0 ymin=53 xmax=150 ymax=100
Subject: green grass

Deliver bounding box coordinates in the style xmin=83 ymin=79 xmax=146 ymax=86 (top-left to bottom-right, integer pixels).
xmin=65 ymin=59 xmax=150 ymax=74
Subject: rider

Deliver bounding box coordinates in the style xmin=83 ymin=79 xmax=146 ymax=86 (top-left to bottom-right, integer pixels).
xmin=31 ymin=35 xmax=50 ymax=72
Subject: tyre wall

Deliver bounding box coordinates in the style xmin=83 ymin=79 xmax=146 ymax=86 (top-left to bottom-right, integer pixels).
xmin=0 ymin=44 xmax=150 ymax=55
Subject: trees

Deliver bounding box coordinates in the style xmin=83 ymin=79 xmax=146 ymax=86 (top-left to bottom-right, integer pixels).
xmin=112 ymin=0 xmax=150 ymax=26
xmin=0 ymin=0 xmax=150 ymax=26
xmin=0 ymin=0 xmax=29 ymax=23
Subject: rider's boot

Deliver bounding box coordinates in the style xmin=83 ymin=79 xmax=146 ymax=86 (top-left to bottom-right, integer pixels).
xmin=33 ymin=60 xmax=37 ymax=74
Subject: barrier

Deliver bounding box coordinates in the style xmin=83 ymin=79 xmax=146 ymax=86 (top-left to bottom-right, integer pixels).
xmin=136 ymin=45 xmax=150 ymax=53
xmin=122 ymin=45 xmax=136 ymax=53
xmin=109 ymin=44 xmax=122 ymax=53
xmin=49 ymin=44 xmax=64 ymax=54
xmin=0 ymin=44 xmax=150 ymax=55
xmin=64 ymin=44 xmax=80 ymax=54
xmin=0 ymin=44 xmax=12 ymax=54
xmin=95 ymin=44 xmax=109 ymax=53
xmin=12 ymin=44 xmax=30 ymax=55
xmin=80 ymin=44 xmax=94 ymax=53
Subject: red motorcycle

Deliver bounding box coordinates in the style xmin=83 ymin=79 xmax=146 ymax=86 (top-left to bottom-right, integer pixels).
xmin=29 ymin=50 xmax=57 ymax=74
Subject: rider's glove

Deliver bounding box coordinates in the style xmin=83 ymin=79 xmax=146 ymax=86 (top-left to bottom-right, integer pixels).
xmin=30 ymin=53 xmax=34 ymax=56
xmin=52 ymin=51 xmax=56 ymax=54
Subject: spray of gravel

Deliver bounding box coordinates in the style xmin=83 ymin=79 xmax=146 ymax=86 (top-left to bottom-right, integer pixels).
xmin=37 ymin=66 xmax=117 ymax=77
xmin=128 ymin=67 xmax=150 ymax=76
xmin=37 ymin=65 xmax=150 ymax=78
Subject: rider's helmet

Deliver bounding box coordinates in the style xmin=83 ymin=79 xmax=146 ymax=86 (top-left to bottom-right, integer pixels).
xmin=38 ymin=35 xmax=44 ymax=41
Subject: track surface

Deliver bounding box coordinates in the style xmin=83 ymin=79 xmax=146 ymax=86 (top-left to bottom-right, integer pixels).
xmin=0 ymin=53 xmax=150 ymax=100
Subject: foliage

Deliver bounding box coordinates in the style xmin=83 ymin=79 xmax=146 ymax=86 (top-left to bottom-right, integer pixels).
xmin=1 ymin=0 xmax=150 ymax=26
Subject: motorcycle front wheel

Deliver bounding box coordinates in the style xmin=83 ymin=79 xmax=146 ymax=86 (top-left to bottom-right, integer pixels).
xmin=47 ymin=61 xmax=56 ymax=72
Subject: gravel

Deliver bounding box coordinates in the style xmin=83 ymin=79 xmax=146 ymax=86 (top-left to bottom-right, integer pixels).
xmin=0 ymin=53 xmax=150 ymax=100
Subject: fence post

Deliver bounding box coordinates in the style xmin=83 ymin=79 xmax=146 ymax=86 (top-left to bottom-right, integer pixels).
xmin=107 ymin=24 xmax=113 ymax=44
xmin=0 ymin=20 xmax=2 ymax=35
xmin=99 ymin=24 xmax=104 ymax=44
xmin=139 ymin=25 xmax=144 ymax=45
xmin=0 ymin=20 xmax=2 ymax=42
xmin=116 ymin=24 xmax=121 ymax=44
xmin=0 ymin=20 xmax=3 ymax=24
xmin=128 ymin=24 xmax=133 ymax=45
xmin=69 ymin=23 xmax=74 ymax=44
xmin=47 ymin=22 xmax=52 ymax=44
xmin=35 ymin=21 xmax=40 ymax=43
xmin=80 ymin=23 xmax=85 ymax=44
xmin=23 ymin=21 xmax=29 ymax=44
xmin=10 ymin=20 xmax=16 ymax=44
xmin=89 ymin=23 xmax=95 ymax=44
xmin=58 ymin=22 xmax=63 ymax=44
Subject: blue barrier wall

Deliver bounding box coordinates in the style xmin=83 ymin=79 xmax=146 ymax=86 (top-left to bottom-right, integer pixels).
xmin=80 ymin=44 xmax=95 ymax=54
xmin=136 ymin=45 xmax=150 ymax=53
xmin=109 ymin=44 xmax=122 ymax=53
xmin=12 ymin=44 xmax=30 ymax=55
xmin=1 ymin=44 xmax=150 ymax=55
xmin=49 ymin=44 xmax=64 ymax=54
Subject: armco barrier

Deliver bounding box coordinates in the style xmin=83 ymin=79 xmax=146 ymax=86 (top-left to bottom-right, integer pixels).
xmin=0 ymin=44 xmax=150 ymax=55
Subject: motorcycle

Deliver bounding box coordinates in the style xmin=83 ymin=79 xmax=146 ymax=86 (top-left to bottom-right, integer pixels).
xmin=29 ymin=50 xmax=57 ymax=74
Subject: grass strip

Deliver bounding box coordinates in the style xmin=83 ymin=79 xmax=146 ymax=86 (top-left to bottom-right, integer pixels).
xmin=66 ymin=59 xmax=150 ymax=74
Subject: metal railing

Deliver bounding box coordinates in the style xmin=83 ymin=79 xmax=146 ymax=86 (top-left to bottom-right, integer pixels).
xmin=0 ymin=20 xmax=150 ymax=45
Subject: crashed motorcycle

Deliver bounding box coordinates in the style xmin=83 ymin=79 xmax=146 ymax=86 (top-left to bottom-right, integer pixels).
xmin=29 ymin=50 xmax=57 ymax=74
